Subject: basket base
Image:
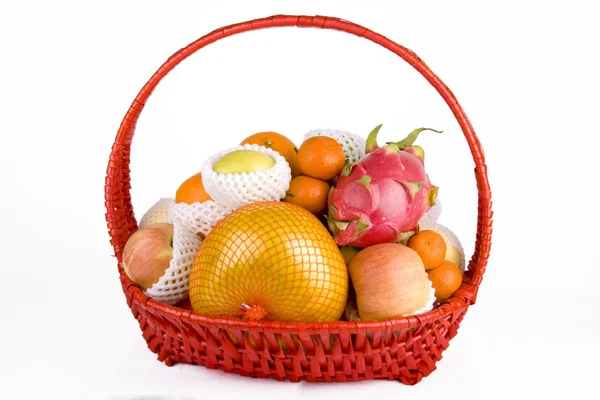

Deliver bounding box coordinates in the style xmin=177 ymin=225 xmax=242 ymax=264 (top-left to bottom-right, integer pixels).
xmin=125 ymin=283 xmax=468 ymax=386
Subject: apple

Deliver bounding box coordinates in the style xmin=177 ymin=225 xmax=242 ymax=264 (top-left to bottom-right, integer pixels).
xmin=213 ymin=150 xmax=275 ymax=174
xmin=122 ymin=223 xmax=174 ymax=290
xmin=348 ymin=243 xmax=430 ymax=320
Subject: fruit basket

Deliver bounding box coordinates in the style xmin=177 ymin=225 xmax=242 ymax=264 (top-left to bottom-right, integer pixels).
xmin=105 ymin=15 xmax=492 ymax=385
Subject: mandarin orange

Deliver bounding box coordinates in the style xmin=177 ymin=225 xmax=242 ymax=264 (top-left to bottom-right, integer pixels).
xmin=407 ymin=229 xmax=447 ymax=270
xmin=298 ymin=136 xmax=345 ymax=181
xmin=427 ymin=260 xmax=463 ymax=302
xmin=240 ymin=131 xmax=301 ymax=177
xmin=175 ymin=173 xmax=212 ymax=204
xmin=284 ymin=175 xmax=330 ymax=216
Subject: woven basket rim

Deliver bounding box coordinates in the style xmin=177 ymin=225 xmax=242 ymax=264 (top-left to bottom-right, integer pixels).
xmin=106 ymin=14 xmax=492 ymax=334
xmin=122 ymin=273 xmax=470 ymax=332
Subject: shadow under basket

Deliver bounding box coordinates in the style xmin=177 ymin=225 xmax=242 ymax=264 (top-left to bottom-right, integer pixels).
xmin=104 ymin=15 xmax=493 ymax=385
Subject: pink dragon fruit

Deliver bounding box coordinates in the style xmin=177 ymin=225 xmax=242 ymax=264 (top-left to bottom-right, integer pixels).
xmin=327 ymin=124 xmax=440 ymax=248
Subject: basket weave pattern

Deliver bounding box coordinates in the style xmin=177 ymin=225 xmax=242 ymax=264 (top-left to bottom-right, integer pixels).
xmin=105 ymin=15 xmax=493 ymax=385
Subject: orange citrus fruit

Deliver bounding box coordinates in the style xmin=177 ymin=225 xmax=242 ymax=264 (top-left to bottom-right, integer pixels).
xmin=427 ymin=260 xmax=463 ymax=302
xmin=407 ymin=229 xmax=447 ymax=270
xmin=283 ymin=175 xmax=330 ymax=216
xmin=298 ymin=136 xmax=345 ymax=181
xmin=175 ymin=173 xmax=212 ymax=204
xmin=240 ymin=131 xmax=301 ymax=177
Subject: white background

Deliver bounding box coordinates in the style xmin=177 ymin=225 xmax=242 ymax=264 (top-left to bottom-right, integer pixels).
xmin=1 ymin=0 xmax=599 ymax=399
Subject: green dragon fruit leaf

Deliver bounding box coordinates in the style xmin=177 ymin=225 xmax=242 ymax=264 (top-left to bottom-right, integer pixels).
xmin=341 ymin=163 xmax=354 ymax=176
xmin=356 ymin=219 xmax=369 ymax=234
xmin=365 ymin=124 xmax=383 ymax=154
xmin=326 ymin=217 xmax=339 ymax=236
xmin=326 ymin=216 xmax=350 ymax=237
xmin=355 ymin=175 xmax=372 ymax=191
xmin=381 ymin=143 xmax=401 ymax=154
xmin=396 ymin=230 xmax=416 ymax=245
xmin=428 ymin=187 xmax=439 ymax=206
xmin=328 ymin=204 xmax=337 ymax=216
xmin=405 ymin=145 xmax=425 ymax=162
xmin=401 ymin=181 xmax=423 ymax=198
xmin=389 ymin=127 xmax=443 ymax=150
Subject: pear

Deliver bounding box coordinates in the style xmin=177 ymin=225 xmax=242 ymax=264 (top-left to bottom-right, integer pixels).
xmin=339 ymin=246 xmax=360 ymax=264
xmin=445 ymin=244 xmax=462 ymax=267
xmin=213 ymin=150 xmax=275 ymax=174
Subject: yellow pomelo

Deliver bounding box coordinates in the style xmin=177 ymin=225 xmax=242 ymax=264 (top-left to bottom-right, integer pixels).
xmin=189 ymin=202 xmax=348 ymax=322
xmin=213 ymin=150 xmax=275 ymax=174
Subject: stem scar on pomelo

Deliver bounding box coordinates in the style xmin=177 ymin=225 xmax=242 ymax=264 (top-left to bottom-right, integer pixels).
xmin=189 ymin=202 xmax=349 ymax=322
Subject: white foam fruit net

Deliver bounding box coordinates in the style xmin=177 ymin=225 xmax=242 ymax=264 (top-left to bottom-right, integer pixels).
xmin=419 ymin=220 xmax=467 ymax=272
xmin=139 ymin=197 xmax=174 ymax=227
xmin=407 ymin=278 xmax=437 ymax=316
xmin=304 ymin=128 xmax=366 ymax=164
xmin=144 ymin=222 xmax=202 ymax=305
xmin=419 ymin=199 xmax=442 ymax=225
xmin=201 ymin=144 xmax=291 ymax=210
xmin=168 ymin=200 xmax=232 ymax=237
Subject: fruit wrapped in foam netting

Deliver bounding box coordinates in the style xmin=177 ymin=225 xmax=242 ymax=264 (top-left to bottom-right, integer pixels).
xmin=419 ymin=199 xmax=442 ymax=225
xmin=144 ymin=222 xmax=202 ymax=305
xmin=168 ymin=201 xmax=232 ymax=237
xmin=139 ymin=197 xmax=174 ymax=227
xmin=304 ymin=128 xmax=366 ymax=164
xmin=105 ymin=15 xmax=493 ymax=386
xmin=412 ymin=278 xmax=437 ymax=315
xmin=201 ymin=144 xmax=291 ymax=210
xmin=188 ymin=202 xmax=349 ymax=322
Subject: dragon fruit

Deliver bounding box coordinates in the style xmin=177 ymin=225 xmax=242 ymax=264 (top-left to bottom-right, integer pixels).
xmin=327 ymin=124 xmax=440 ymax=248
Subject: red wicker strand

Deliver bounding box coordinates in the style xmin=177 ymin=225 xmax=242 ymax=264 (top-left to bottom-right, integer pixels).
xmin=105 ymin=15 xmax=493 ymax=385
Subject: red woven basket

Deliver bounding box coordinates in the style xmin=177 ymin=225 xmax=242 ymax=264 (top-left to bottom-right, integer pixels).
xmin=105 ymin=15 xmax=493 ymax=385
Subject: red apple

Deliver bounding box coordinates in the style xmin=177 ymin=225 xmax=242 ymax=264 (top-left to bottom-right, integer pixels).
xmin=348 ymin=243 xmax=430 ymax=320
xmin=122 ymin=223 xmax=174 ymax=290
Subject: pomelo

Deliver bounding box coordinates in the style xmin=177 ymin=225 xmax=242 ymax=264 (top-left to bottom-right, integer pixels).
xmin=189 ymin=202 xmax=348 ymax=322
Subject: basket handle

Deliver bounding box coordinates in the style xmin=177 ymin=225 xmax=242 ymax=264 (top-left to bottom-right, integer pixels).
xmin=105 ymin=15 xmax=492 ymax=304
